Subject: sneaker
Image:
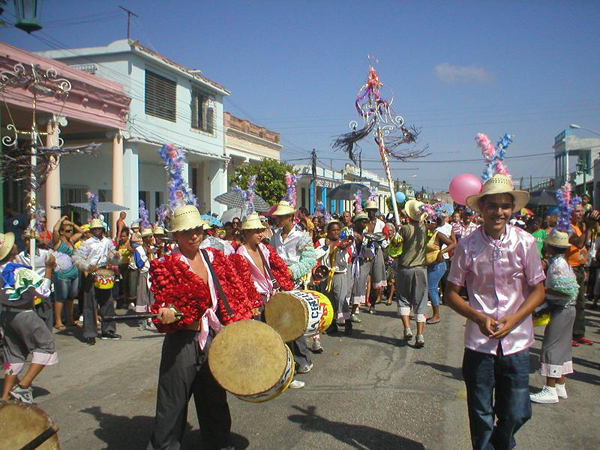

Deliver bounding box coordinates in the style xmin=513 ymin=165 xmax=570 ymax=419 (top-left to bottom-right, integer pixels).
xmin=9 ymin=384 xmax=34 ymax=404
xmin=311 ymin=340 xmax=323 ymax=353
xmin=404 ymin=328 xmax=413 ymax=340
xmin=289 ymin=379 xmax=305 ymax=389
xmin=415 ymin=334 xmax=425 ymax=348
xmin=368 ymin=306 xmax=375 ymax=315
xmin=530 ymin=386 xmax=559 ymax=404
xmin=86 ymin=337 xmax=96 ymax=346
xmin=297 ymin=363 xmax=313 ymax=374
xmin=100 ymin=332 xmax=122 ymax=340
xmin=556 ymin=383 xmax=568 ymax=399
xmin=351 ymin=314 xmax=362 ymax=323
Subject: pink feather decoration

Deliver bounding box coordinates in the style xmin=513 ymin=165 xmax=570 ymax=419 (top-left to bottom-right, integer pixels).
xmin=476 ymin=133 xmax=495 ymax=160
xmin=354 ymin=190 xmax=363 ymax=214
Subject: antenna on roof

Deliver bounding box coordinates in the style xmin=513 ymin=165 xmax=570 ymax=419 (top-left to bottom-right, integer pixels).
xmin=119 ymin=6 xmax=139 ymax=40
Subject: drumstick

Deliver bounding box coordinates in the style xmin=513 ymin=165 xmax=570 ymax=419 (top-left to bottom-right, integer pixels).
xmin=101 ymin=313 xmax=183 ymax=322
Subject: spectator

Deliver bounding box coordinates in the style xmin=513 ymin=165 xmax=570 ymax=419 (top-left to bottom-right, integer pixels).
xmin=4 ymin=204 xmax=29 ymax=252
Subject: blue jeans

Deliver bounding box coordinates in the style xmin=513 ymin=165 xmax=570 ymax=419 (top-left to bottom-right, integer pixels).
xmin=462 ymin=347 xmax=532 ymax=450
xmin=427 ymin=260 xmax=446 ymax=307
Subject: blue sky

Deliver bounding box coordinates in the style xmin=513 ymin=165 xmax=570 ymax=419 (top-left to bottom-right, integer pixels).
xmin=3 ymin=0 xmax=600 ymax=191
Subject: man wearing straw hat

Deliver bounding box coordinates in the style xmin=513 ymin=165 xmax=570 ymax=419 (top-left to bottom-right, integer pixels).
xmin=395 ymin=199 xmax=429 ymax=347
xmin=444 ymin=174 xmax=546 ymax=450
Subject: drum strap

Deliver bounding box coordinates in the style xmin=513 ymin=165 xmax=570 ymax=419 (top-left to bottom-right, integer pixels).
xmin=258 ymin=247 xmax=280 ymax=291
xmin=201 ymin=249 xmax=235 ymax=318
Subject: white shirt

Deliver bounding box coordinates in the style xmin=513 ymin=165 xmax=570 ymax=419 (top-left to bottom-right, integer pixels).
xmin=15 ymin=249 xmax=50 ymax=278
xmin=315 ymin=238 xmax=351 ymax=274
xmin=73 ymin=236 xmax=115 ymax=271
xmin=271 ymin=225 xmax=311 ymax=267
xmin=436 ymin=223 xmax=453 ymax=260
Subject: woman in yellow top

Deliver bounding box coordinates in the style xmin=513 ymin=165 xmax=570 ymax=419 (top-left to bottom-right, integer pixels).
xmin=425 ymin=216 xmax=455 ymax=324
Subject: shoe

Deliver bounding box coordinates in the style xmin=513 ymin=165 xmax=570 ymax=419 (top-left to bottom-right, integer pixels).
xmin=556 ymin=383 xmax=568 ymax=399
xmin=289 ymin=379 xmax=305 ymax=389
xmin=351 ymin=314 xmax=362 ymax=323
xmin=9 ymin=384 xmax=34 ymax=404
xmin=344 ymin=320 xmax=353 ymax=335
xmin=138 ymin=322 xmax=147 ymax=331
xmin=404 ymin=328 xmax=413 ymax=340
xmin=415 ymin=334 xmax=425 ymax=348
xmin=368 ymin=306 xmax=375 ymax=315
xmin=385 ymin=299 xmax=392 ymax=306
xmin=86 ymin=337 xmax=96 ymax=346
xmin=326 ymin=323 xmax=339 ymax=335
xmin=571 ymin=340 xmax=580 ymax=347
xmin=297 ymin=363 xmax=313 ymax=374
xmin=311 ymin=340 xmax=323 ymax=353
xmin=530 ymin=386 xmax=558 ymax=404
xmin=576 ymin=337 xmax=594 ymax=345
xmin=100 ymin=332 xmax=122 ymax=340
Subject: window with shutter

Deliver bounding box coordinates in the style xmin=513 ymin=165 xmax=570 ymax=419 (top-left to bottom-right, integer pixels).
xmin=191 ymin=90 xmax=215 ymax=134
xmin=145 ymin=70 xmax=177 ymax=122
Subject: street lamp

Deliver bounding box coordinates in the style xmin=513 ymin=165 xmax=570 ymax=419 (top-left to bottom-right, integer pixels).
xmin=13 ymin=0 xmax=43 ymax=33
xmin=570 ymin=124 xmax=600 ymax=137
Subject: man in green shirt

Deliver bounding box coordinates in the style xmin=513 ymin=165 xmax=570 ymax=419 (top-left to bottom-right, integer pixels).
xmin=528 ymin=216 xmax=546 ymax=258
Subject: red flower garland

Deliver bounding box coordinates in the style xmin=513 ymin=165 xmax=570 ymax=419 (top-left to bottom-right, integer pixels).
xmin=266 ymin=244 xmax=294 ymax=291
xmin=228 ymin=253 xmax=263 ymax=309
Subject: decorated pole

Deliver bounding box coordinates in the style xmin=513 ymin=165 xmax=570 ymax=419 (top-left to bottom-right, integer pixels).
xmin=333 ymin=57 xmax=428 ymax=226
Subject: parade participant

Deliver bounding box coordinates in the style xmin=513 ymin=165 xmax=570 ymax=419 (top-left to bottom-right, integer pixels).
xmin=297 ymin=206 xmax=315 ymax=240
xmin=37 ymin=213 xmax=52 ymax=248
xmin=395 ymin=200 xmax=429 ymax=347
xmin=342 ymin=210 xmax=352 ymax=227
xmin=530 ymin=228 xmax=578 ymax=404
xmin=134 ymin=226 xmax=156 ymax=330
xmin=527 ymin=216 xmax=546 ymax=259
xmin=3 ymin=203 xmax=28 ymax=252
xmin=348 ymin=209 xmax=370 ymax=328
xmin=116 ymin=227 xmax=133 ymax=309
xmin=115 ymin=211 xmax=127 ymax=240
xmin=130 ymin=221 xmax=142 ymax=248
xmin=73 ymin=216 xmax=120 ymax=346
xmin=453 ymin=209 xmax=478 ymax=241
xmin=445 ymin=173 xmax=545 ymax=450
xmin=1 ymin=232 xmax=58 ymax=404
xmin=364 ymin=194 xmax=387 ymax=311
xmin=271 ymin=173 xmax=317 ymax=374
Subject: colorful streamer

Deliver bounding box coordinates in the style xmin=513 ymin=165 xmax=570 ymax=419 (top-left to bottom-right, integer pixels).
xmin=157 ymin=144 xmax=197 ymax=211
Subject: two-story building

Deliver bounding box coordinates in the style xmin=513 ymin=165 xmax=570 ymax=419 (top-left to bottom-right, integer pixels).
xmin=37 ymin=39 xmax=231 ymax=220
xmin=554 ymin=129 xmax=600 ymax=201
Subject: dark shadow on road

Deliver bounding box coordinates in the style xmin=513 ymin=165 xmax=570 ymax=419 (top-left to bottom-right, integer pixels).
xmin=414 ymin=361 xmax=463 ymax=381
xmin=81 ymin=406 xmax=249 ymax=449
xmin=342 ymin=329 xmax=407 ymax=347
xmin=288 ymin=405 xmax=425 ymax=450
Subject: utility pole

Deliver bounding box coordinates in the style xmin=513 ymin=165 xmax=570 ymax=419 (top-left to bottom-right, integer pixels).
xmin=120 ymin=6 xmax=139 ymax=40
xmin=311 ymin=148 xmax=317 ymax=213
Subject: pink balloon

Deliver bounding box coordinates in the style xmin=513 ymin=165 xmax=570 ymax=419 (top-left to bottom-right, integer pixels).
xmin=449 ymin=174 xmax=483 ymax=205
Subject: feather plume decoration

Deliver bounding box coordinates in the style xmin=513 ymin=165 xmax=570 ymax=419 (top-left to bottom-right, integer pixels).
xmin=157 ymin=144 xmax=197 ymax=211
xmin=493 ymin=133 xmax=513 ymax=178
xmin=354 ymin=190 xmax=363 ymax=214
xmin=332 ymin=121 xmax=374 ymax=165
xmin=87 ymin=192 xmax=99 ymax=219
xmin=35 ymin=208 xmax=45 ymax=234
xmin=233 ymin=175 xmax=258 ymax=218
xmin=156 ymin=204 xmax=168 ymax=228
xmin=476 ymin=133 xmax=514 ymax=181
xmin=419 ymin=203 xmax=437 ymax=220
xmin=554 ymin=183 xmax=581 ymax=235
xmin=284 ymin=172 xmax=297 ymax=206
xmin=139 ymin=200 xmax=151 ymax=231
xmin=368 ymin=186 xmax=377 ymax=203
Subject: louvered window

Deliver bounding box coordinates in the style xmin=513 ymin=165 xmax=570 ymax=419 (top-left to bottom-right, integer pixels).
xmin=145 ymin=70 xmax=177 ymax=122
xmin=191 ymin=90 xmax=215 ymax=134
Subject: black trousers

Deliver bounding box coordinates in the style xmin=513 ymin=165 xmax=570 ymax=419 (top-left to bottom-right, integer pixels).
xmin=82 ymin=274 xmax=116 ymax=338
xmin=147 ymin=330 xmax=232 ymax=450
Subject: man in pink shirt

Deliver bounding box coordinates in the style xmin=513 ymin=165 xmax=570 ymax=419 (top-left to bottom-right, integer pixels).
xmin=445 ymin=174 xmax=546 ymax=450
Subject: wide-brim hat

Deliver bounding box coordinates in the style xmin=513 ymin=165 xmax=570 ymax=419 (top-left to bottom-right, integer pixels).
xmin=153 ymin=226 xmax=165 ymax=235
xmin=325 ymin=219 xmax=342 ymax=232
xmin=241 ymin=212 xmax=266 ymax=230
xmin=353 ymin=212 xmax=369 ymax=223
xmin=404 ymin=200 xmax=425 ymax=222
xmin=465 ymin=174 xmax=530 ymax=213
xmin=273 ymin=200 xmax=296 ymax=216
xmin=141 ymin=228 xmax=154 ymax=238
xmin=131 ymin=222 xmax=140 ymax=229
xmin=365 ymin=200 xmax=378 ymax=210
xmin=544 ymin=230 xmax=570 ymax=248
xmin=0 ymin=232 xmax=15 ymax=261
xmin=169 ymin=205 xmax=207 ymax=233
xmin=90 ymin=218 xmax=105 ymax=229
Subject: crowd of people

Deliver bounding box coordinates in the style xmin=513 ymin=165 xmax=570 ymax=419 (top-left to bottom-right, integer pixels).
xmin=1 ymin=172 xmax=598 ymax=450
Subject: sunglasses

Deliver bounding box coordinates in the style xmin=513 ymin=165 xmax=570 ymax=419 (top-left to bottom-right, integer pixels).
xmin=425 ymin=220 xmax=434 ymax=225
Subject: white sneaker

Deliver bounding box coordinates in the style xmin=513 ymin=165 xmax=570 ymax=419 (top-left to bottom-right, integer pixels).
xmin=530 ymin=386 xmax=559 ymax=404
xmin=289 ymin=379 xmax=305 ymax=389
xmin=311 ymin=340 xmax=323 ymax=353
xmin=404 ymin=328 xmax=413 ymax=340
xmin=351 ymin=314 xmax=362 ymax=323
xmin=556 ymin=383 xmax=568 ymax=399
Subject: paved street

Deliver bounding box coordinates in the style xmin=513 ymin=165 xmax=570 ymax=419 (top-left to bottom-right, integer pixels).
xmin=4 ymin=302 xmax=600 ymax=450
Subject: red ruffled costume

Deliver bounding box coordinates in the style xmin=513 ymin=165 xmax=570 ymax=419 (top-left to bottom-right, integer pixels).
xmin=149 ymin=247 xmax=261 ymax=333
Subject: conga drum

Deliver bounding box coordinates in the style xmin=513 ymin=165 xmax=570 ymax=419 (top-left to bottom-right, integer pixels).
xmin=265 ymin=290 xmax=334 ymax=343
xmin=0 ymin=401 xmax=60 ymax=449
xmin=208 ymin=320 xmax=294 ymax=403
xmin=93 ymin=268 xmax=115 ymax=290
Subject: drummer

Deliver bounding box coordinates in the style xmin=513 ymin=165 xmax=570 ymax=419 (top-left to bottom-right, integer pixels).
xmin=72 ymin=218 xmax=120 ymax=346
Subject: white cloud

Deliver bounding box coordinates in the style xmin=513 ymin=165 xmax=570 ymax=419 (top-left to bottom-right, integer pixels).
xmin=434 ymin=62 xmax=496 ymax=84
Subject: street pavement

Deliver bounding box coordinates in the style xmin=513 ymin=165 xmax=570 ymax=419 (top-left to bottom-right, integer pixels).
xmin=3 ymin=302 xmax=600 ymax=450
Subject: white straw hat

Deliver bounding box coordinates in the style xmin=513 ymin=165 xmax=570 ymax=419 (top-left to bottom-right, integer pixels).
xmin=404 ymin=200 xmax=425 ymax=222
xmin=365 ymin=200 xmax=378 ymax=210
xmin=169 ymin=205 xmax=207 ymax=233
xmin=0 ymin=232 xmax=15 ymax=261
xmin=466 ymin=174 xmax=529 ymax=213
xmin=241 ymin=212 xmax=266 ymax=230
xmin=273 ymin=200 xmax=296 ymax=216
xmin=544 ymin=230 xmax=570 ymax=248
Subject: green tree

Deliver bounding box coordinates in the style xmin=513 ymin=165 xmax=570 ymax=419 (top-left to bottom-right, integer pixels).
xmin=230 ymin=159 xmax=297 ymax=206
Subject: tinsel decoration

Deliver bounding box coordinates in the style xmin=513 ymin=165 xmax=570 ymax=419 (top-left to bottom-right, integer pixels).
xmin=233 ymin=175 xmax=258 ymax=218
xmin=368 ymin=186 xmax=377 ymax=203
xmin=476 ymin=132 xmax=514 ymax=182
xmin=35 ymin=208 xmax=45 ymax=234
xmin=284 ymin=172 xmax=297 ymax=206
xmin=156 ymin=204 xmax=168 ymax=228
xmin=139 ymin=200 xmax=151 ymax=230
xmin=158 ymin=144 xmax=197 ymax=211
xmin=554 ymin=183 xmax=581 ymax=235
xmin=87 ymin=192 xmax=99 ymax=219
xmin=354 ymin=189 xmax=363 ymax=214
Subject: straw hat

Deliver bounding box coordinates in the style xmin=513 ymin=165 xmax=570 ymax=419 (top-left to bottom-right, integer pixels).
xmin=141 ymin=228 xmax=154 ymax=238
xmin=90 ymin=218 xmax=105 ymax=229
xmin=273 ymin=200 xmax=296 ymax=216
xmin=544 ymin=230 xmax=570 ymax=248
xmin=241 ymin=212 xmax=266 ymax=230
xmin=465 ymin=174 xmax=530 ymax=213
xmin=365 ymin=200 xmax=378 ymax=211
xmin=325 ymin=219 xmax=342 ymax=232
xmin=169 ymin=205 xmax=207 ymax=233
xmin=353 ymin=212 xmax=369 ymax=223
xmin=404 ymin=200 xmax=425 ymax=222
xmin=131 ymin=222 xmax=140 ymax=229
xmin=153 ymin=226 xmax=165 ymax=235
xmin=0 ymin=232 xmax=15 ymax=261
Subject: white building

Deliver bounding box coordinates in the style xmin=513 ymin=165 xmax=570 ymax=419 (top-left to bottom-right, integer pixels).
xmin=37 ymin=39 xmax=231 ymax=220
